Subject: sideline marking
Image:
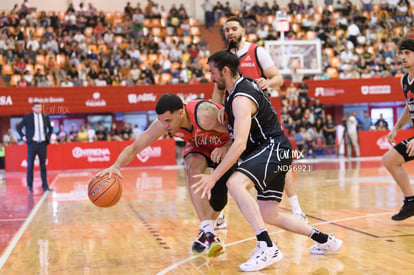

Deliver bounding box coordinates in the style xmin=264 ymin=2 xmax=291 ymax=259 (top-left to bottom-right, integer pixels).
xmin=0 ymin=174 xmax=60 ymax=269
xmin=156 ymin=211 xmax=393 ymax=274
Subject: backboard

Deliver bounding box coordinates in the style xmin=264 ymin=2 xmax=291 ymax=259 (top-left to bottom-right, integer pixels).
xmin=265 ymin=40 xmax=322 ymax=75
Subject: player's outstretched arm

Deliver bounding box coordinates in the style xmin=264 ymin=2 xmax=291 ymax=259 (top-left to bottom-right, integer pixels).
xmin=96 ymin=120 xmax=167 ymax=179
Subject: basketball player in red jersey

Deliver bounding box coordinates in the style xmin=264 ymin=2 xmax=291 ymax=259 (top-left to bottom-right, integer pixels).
xmin=211 ymin=16 xmax=307 ymax=222
xmin=96 ymin=94 xmax=235 ymax=257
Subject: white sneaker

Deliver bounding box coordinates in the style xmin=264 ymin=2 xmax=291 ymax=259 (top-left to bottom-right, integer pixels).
xmin=214 ymin=211 xmax=227 ymax=230
xmin=293 ymin=212 xmax=308 ymax=223
xmin=309 ymin=235 xmax=343 ymax=255
xmin=239 ymin=241 xmax=283 ymax=272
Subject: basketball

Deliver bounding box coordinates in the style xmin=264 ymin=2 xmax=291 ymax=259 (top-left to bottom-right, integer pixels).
xmin=88 ymin=174 xmax=122 ymax=207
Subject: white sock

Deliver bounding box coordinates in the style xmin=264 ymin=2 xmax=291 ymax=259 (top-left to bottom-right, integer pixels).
xmin=289 ymin=195 xmax=303 ymax=214
xmin=217 ymin=210 xmax=224 ymax=219
xmin=200 ymin=220 xmax=215 ymax=234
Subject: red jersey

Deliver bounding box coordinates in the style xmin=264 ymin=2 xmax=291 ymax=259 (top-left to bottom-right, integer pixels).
xmin=173 ymin=100 xmax=230 ymax=159
xmin=239 ymin=43 xmax=264 ymax=79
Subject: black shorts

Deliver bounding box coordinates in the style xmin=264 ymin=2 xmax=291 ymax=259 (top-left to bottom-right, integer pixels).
xmin=395 ymin=137 xmax=414 ymax=162
xmin=237 ymin=135 xmax=292 ymax=202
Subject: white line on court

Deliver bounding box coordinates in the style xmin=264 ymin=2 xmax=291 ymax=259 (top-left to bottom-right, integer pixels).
xmin=0 ymin=174 xmax=61 ymax=270
xmin=0 ymin=219 xmax=26 ymax=222
xmin=156 ymin=210 xmax=394 ymax=275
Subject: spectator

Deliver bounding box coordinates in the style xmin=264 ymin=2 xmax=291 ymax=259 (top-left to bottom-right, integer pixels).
xmin=120 ymin=123 xmax=133 ymax=140
xmin=352 ymin=111 xmax=362 ymax=131
xmin=312 ymin=98 xmax=324 ymax=120
xmin=95 ymin=123 xmax=108 ymax=141
xmin=297 ymin=79 xmax=310 ymax=103
xmin=77 ymin=125 xmax=89 ymax=142
xmin=56 ymin=125 xmax=67 ymax=143
xmin=108 ymin=123 xmax=122 ymax=141
xmin=294 ymin=126 xmax=305 ymax=154
xmin=2 ymin=129 xmax=18 ymax=145
xmin=202 ymin=0 xmax=214 ymax=30
xmin=69 ymin=125 xmax=78 ymax=142
xmin=345 ymin=112 xmax=360 ymax=157
xmin=361 ymin=110 xmax=373 ymax=130
xmin=86 ymin=124 xmax=96 ymax=142
xmin=375 ymin=113 xmax=389 ymax=130
xmin=323 ymin=113 xmax=337 ymax=152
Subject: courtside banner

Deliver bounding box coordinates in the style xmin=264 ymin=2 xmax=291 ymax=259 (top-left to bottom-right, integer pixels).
xmin=307 ymin=77 xmax=404 ymax=104
xmin=358 ymin=129 xmax=414 ymax=157
xmin=4 ymin=139 xmax=176 ymax=172
xmin=0 ymin=83 xmax=214 ymax=115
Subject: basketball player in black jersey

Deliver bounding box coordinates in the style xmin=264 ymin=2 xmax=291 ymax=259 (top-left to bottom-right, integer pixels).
xmin=383 ymin=38 xmax=414 ymax=221
xmin=193 ymin=50 xmax=343 ymax=272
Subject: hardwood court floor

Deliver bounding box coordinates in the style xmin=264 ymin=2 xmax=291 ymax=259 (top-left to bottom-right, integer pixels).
xmin=0 ymin=157 xmax=414 ymax=274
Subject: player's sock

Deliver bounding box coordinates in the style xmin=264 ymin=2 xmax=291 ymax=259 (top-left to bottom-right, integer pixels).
xmin=309 ymin=228 xmax=329 ymax=243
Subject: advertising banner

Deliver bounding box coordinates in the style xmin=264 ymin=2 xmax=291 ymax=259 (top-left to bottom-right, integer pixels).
xmin=358 ymin=129 xmax=414 ymax=157
xmin=5 ymin=139 xmax=176 ymax=172
xmin=307 ymin=77 xmax=405 ymax=105
xmin=0 ymin=83 xmax=214 ymax=115
xmin=0 ymin=77 xmax=406 ymax=116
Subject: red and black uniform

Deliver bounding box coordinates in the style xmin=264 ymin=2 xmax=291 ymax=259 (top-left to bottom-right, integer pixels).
xmin=174 ymin=100 xmax=231 ymax=162
xmin=173 ymin=99 xmax=236 ymax=211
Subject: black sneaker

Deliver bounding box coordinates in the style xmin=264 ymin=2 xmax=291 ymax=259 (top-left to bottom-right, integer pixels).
xmin=392 ymin=200 xmax=414 ymax=221
xmin=191 ymin=230 xmax=207 ymax=254
xmin=205 ymin=232 xmax=224 ymax=257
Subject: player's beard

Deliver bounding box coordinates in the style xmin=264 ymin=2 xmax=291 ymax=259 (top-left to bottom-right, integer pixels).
xmin=216 ymin=81 xmax=226 ymax=90
xmin=227 ymin=35 xmax=242 ymax=51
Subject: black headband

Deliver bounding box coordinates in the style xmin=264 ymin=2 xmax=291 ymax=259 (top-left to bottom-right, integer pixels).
xmin=400 ymin=39 xmax=414 ymax=52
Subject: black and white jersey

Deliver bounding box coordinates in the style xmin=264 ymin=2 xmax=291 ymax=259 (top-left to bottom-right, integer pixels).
xmin=225 ymin=76 xmax=284 ymax=155
xmin=401 ymin=73 xmax=414 ymax=124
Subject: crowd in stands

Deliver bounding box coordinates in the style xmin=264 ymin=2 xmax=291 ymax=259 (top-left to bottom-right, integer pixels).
xmin=218 ymin=0 xmax=412 ymax=80
xmin=277 ymin=76 xmax=393 ymax=158
xmin=0 ymin=0 xmax=213 ymax=87
xmin=0 ymin=0 xmax=413 ymax=88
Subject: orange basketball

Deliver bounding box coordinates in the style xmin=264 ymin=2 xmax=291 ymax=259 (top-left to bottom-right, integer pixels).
xmin=88 ymin=174 xmax=122 ymax=207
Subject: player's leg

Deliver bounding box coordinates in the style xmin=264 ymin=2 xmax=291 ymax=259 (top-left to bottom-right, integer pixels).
xmin=258 ymin=199 xmax=342 ymax=255
xmin=185 ymin=152 xmax=223 ymax=256
xmin=383 ymin=144 xmax=414 ymax=220
xmin=258 ymin=167 xmax=342 ymax=255
xmin=284 ymin=170 xmax=307 ymax=222
xmin=226 ymin=171 xmax=283 ymax=272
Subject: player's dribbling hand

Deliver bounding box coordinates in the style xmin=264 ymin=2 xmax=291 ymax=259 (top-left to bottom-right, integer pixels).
xmin=95 ymin=165 xmax=124 ymax=180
